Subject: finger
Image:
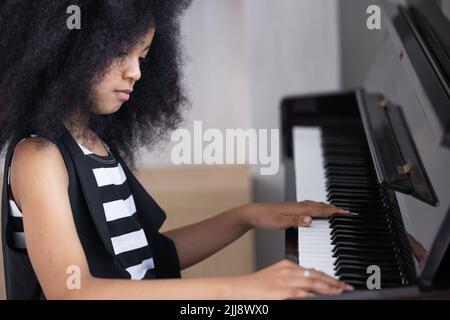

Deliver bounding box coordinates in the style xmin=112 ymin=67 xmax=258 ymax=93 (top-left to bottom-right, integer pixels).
xmin=308 ymin=278 xmax=345 ymax=295
xmin=293 ymin=201 xmax=352 ymax=217
xmin=291 ymin=277 xmax=343 ymax=295
xmin=301 ymin=216 xmax=312 ymax=226
xmin=288 ymin=289 xmax=315 ymax=300
xmin=295 ymin=215 xmax=312 ymax=227
xmin=313 ymin=204 xmax=352 ymax=218
xmin=307 ymin=269 xmax=353 ymax=291
xmin=322 ymin=204 xmax=352 ymax=215
xmin=300 ymin=200 xmax=334 ymax=208
xmin=295 ymin=216 xmax=311 ymax=227
xmin=291 ymin=266 xmax=353 ymax=291
xmin=297 ymin=267 xmax=353 ymax=290
xmin=283 ymin=202 xmax=352 ymax=219
xmin=280 ymin=214 xmax=313 ymax=228
xmin=318 ymin=202 xmax=351 ymax=212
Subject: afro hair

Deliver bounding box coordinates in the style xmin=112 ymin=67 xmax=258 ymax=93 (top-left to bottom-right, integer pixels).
xmin=0 ymin=0 xmax=192 ymax=169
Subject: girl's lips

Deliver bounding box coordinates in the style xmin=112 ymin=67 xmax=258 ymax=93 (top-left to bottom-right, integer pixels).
xmin=115 ymin=91 xmax=130 ymax=101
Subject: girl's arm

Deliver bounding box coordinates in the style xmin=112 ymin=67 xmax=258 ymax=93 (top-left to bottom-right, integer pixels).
xmin=163 ymin=202 xmax=351 ymax=270
xmin=163 ymin=206 xmax=251 ymax=270
xmin=10 ymin=138 xmax=351 ymax=299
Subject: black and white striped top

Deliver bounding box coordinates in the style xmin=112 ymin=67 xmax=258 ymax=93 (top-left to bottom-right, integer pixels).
xmin=7 ymin=137 xmax=156 ymax=280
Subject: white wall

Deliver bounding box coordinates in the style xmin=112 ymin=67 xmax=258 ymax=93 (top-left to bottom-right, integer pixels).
xmin=137 ymin=0 xmax=251 ymax=168
xmin=139 ymin=0 xmax=341 ymax=174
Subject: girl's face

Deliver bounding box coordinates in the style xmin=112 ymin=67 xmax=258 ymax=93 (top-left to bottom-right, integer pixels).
xmin=92 ymin=28 xmax=156 ymax=115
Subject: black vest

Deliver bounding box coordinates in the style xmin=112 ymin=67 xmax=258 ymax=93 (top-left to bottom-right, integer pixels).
xmin=1 ymin=125 xmax=181 ymax=299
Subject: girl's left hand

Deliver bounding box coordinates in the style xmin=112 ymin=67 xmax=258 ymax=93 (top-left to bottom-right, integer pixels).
xmin=241 ymin=200 xmax=352 ymax=230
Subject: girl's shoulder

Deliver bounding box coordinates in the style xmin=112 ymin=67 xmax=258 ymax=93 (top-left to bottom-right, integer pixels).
xmin=9 ymin=136 xmax=69 ymax=211
xmin=12 ymin=136 xmax=64 ymax=164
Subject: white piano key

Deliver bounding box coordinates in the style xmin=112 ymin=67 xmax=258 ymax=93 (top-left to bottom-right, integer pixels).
xmin=293 ymin=127 xmax=328 ymax=203
xmin=293 ymin=127 xmax=336 ymax=277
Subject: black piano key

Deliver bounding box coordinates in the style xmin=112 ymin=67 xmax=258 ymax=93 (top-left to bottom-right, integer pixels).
xmin=326 ymin=169 xmax=372 ymax=175
xmin=330 ymin=216 xmax=387 ymax=223
xmin=323 ymin=151 xmax=370 ymax=158
xmin=327 ymin=175 xmax=375 ymax=183
xmin=325 ymin=159 xmax=371 ymax=167
xmin=332 ymin=246 xmax=396 ymax=257
xmin=331 ymin=229 xmax=392 ymax=239
xmin=330 ymin=219 xmax=388 ymax=228
xmin=335 ymin=265 xmax=401 ymax=276
xmin=338 ymin=274 xmax=403 ymax=287
xmin=312 ymin=126 xmax=411 ymax=289
xmin=331 ymin=238 xmax=394 ymax=248
xmin=330 ymin=225 xmax=390 ymax=234
xmin=331 ymin=221 xmax=389 ymax=228
xmin=333 ymin=253 xmax=398 ymax=264
xmin=325 ymin=165 xmax=373 ymax=172
xmin=331 ymin=237 xmax=394 ymax=247
xmin=339 ymin=274 xmax=403 ymax=284
xmin=332 ymin=245 xmax=397 ymax=257
xmin=322 ymin=138 xmax=367 ymax=145
xmin=326 ymin=184 xmax=381 ymax=193
xmin=328 ymin=193 xmax=381 ymax=200
xmin=334 ymin=209 xmax=387 ymax=216
xmin=331 ymin=234 xmax=394 ymax=244
xmin=334 ymin=259 xmax=398 ymax=270
xmin=328 ymin=189 xmax=380 ymax=195
xmin=327 ymin=180 xmax=378 ymax=188
xmin=329 ymin=203 xmax=385 ymax=211
xmin=329 ymin=197 xmax=384 ymax=205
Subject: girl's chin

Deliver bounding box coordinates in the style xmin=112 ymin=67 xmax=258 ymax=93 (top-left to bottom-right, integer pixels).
xmin=94 ymin=104 xmax=123 ymax=115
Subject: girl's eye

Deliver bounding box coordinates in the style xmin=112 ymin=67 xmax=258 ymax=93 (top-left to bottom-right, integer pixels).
xmin=139 ymin=57 xmax=148 ymax=64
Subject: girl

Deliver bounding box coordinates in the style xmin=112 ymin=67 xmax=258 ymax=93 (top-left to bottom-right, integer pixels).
xmin=0 ymin=0 xmax=353 ymax=299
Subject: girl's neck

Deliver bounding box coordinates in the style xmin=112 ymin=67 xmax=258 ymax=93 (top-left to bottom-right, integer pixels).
xmin=63 ymin=118 xmax=99 ymax=149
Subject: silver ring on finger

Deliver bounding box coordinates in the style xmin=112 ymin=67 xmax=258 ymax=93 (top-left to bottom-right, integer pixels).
xmin=303 ymin=268 xmax=311 ymax=278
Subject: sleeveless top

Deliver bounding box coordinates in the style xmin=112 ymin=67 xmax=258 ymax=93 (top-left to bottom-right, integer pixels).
xmin=1 ymin=124 xmax=181 ymax=299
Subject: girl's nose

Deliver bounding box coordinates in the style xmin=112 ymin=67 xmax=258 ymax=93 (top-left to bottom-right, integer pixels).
xmin=123 ymin=58 xmax=142 ymax=83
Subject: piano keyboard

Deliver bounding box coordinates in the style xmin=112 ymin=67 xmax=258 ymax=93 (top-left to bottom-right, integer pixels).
xmin=293 ymin=126 xmax=413 ymax=289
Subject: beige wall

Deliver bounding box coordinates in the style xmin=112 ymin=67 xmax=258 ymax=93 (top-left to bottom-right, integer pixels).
xmin=0 ymin=165 xmax=253 ymax=299
xmin=137 ymin=165 xmax=254 ymax=278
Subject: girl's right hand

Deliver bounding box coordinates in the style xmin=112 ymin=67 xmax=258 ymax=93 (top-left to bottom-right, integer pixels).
xmin=232 ymin=260 xmax=354 ymax=300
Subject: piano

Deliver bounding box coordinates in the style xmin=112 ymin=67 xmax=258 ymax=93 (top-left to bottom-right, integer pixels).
xmin=283 ymin=0 xmax=450 ymax=299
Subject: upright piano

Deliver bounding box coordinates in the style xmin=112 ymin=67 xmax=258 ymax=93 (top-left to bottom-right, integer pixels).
xmin=283 ymin=0 xmax=450 ymax=298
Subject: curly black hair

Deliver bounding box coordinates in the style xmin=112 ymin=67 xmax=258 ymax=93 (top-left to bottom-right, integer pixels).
xmin=0 ymin=0 xmax=191 ymax=170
